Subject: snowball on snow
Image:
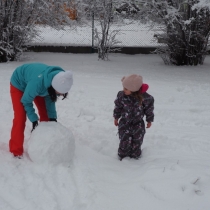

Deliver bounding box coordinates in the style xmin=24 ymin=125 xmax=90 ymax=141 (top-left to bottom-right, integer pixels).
xmin=28 ymin=122 xmax=75 ymax=165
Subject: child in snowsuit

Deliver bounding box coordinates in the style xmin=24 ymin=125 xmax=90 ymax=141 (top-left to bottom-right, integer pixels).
xmin=9 ymin=63 xmax=73 ymax=158
xmin=113 ymin=74 xmax=154 ymax=160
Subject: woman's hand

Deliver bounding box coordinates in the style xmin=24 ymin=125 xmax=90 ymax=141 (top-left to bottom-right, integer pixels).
xmin=49 ymin=118 xmax=57 ymax=122
xmin=31 ymin=121 xmax=38 ymax=132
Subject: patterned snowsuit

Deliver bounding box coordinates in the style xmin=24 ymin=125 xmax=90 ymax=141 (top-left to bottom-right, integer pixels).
xmin=113 ymin=91 xmax=154 ymax=159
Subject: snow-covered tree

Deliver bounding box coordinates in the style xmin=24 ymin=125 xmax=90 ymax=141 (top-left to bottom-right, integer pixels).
xmin=78 ymin=0 xmax=122 ymax=60
xmin=0 ymin=0 xmax=74 ymax=62
xmin=137 ymin=0 xmax=210 ymax=65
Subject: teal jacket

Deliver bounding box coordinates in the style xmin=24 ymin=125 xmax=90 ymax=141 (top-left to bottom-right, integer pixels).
xmin=10 ymin=63 xmax=64 ymax=122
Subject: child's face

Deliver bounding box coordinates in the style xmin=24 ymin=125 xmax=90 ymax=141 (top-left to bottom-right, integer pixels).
xmin=123 ymin=87 xmax=132 ymax=95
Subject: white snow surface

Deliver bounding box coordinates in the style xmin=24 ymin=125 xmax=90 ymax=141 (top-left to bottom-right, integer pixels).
xmin=28 ymin=122 xmax=75 ymax=166
xmin=0 ymin=52 xmax=210 ymax=210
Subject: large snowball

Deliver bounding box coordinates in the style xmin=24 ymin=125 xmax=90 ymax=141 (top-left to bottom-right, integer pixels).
xmin=28 ymin=122 xmax=75 ymax=165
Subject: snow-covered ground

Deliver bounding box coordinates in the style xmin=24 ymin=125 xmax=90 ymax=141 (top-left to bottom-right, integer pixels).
xmin=0 ymin=52 xmax=210 ymax=210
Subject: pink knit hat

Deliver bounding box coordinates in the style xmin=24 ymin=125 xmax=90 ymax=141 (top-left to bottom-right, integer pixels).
xmin=121 ymin=74 xmax=143 ymax=92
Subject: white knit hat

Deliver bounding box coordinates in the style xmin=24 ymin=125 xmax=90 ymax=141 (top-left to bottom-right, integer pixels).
xmin=52 ymin=71 xmax=73 ymax=93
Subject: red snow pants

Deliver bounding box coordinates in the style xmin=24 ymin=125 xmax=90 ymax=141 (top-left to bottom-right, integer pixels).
xmin=9 ymin=84 xmax=49 ymax=156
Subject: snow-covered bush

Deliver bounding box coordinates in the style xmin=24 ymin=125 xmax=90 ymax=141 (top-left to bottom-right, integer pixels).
xmin=138 ymin=0 xmax=210 ymax=66
xmin=0 ymin=0 xmax=74 ymax=62
xmin=80 ymin=0 xmax=122 ymax=60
